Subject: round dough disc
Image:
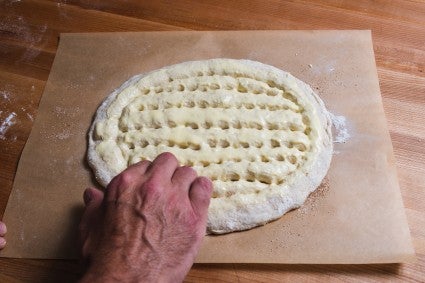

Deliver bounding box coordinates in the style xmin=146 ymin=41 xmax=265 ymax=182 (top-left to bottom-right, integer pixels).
xmin=88 ymin=59 xmax=333 ymax=234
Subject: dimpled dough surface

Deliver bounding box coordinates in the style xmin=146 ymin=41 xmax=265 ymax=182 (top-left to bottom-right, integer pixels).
xmin=88 ymin=59 xmax=333 ymax=234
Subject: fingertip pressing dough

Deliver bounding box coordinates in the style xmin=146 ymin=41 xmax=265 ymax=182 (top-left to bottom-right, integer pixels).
xmin=88 ymin=59 xmax=333 ymax=234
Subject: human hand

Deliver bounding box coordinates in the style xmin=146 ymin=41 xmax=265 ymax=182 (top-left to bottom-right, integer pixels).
xmin=79 ymin=152 xmax=213 ymax=283
xmin=0 ymin=221 xmax=6 ymax=249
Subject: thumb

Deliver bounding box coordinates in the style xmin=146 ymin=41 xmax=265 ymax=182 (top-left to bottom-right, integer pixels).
xmin=78 ymin=187 xmax=104 ymax=255
xmin=189 ymin=177 xmax=213 ymax=217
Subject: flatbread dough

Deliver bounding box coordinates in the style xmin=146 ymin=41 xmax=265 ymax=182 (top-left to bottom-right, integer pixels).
xmin=88 ymin=59 xmax=333 ymax=234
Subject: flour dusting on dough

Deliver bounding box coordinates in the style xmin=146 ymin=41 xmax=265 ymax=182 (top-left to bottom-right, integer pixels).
xmin=88 ymin=59 xmax=333 ymax=234
xmin=329 ymin=112 xmax=350 ymax=143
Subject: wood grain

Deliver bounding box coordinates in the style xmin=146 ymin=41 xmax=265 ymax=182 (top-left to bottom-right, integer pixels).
xmin=0 ymin=0 xmax=424 ymax=282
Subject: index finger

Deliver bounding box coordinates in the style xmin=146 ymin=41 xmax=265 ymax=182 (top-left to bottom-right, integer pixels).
xmin=146 ymin=152 xmax=179 ymax=182
xmin=106 ymin=159 xmax=151 ymax=201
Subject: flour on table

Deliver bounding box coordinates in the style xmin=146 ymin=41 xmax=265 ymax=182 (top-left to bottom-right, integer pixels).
xmin=329 ymin=112 xmax=350 ymax=143
xmin=1 ymin=90 xmax=11 ymax=102
xmin=26 ymin=112 xmax=34 ymax=121
xmin=0 ymin=14 xmax=47 ymax=61
xmin=0 ymin=112 xmax=17 ymax=140
xmin=56 ymin=129 xmax=71 ymax=140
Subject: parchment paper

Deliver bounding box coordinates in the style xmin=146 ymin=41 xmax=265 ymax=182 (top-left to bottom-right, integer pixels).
xmin=1 ymin=31 xmax=414 ymax=263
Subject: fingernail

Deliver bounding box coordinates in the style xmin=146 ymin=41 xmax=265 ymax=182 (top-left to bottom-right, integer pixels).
xmin=0 ymin=238 xmax=6 ymax=248
xmin=83 ymin=189 xmax=92 ymax=205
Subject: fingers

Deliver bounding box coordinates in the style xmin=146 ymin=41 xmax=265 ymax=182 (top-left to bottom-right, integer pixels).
xmin=105 ymin=153 xmax=178 ymax=202
xmin=106 ymin=153 xmax=202 ymax=205
xmin=83 ymin=187 xmax=104 ymax=206
xmin=123 ymin=160 xmax=152 ymax=179
xmin=172 ymin=166 xmax=198 ymax=191
xmin=189 ymin=177 xmax=213 ymax=216
xmin=106 ymin=160 xmax=151 ymax=201
xmin=147 ymin=152 xmax=179 ymax=182
xmin=0 ymin=221 xmax=6 ymax=249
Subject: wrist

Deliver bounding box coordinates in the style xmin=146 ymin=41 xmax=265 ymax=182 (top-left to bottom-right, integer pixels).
xmin=80 ymin=265 xmax=140 ymax=283
xmin=79 ymin=258 xmax=162 ymax=283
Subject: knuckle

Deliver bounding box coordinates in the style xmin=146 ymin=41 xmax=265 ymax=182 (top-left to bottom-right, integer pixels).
xmin=116 ymin=171 xmax=135 ymax=187
xmin=107 ymin=171 xmax=137 ymax=199
xmin=142 ymin=179 xmax=160 ymax=195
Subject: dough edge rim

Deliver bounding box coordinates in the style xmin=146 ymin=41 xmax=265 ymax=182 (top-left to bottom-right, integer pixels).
xmin=87 ymin=58 xmax=333 ymax=234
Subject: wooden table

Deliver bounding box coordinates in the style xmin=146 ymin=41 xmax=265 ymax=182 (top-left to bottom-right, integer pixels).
xmin=0 ymin=1 xmax=424 ymax=282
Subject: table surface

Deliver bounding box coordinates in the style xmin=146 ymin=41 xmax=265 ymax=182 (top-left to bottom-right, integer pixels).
xmin=0 ymin=1 xmax=424 ymax=282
